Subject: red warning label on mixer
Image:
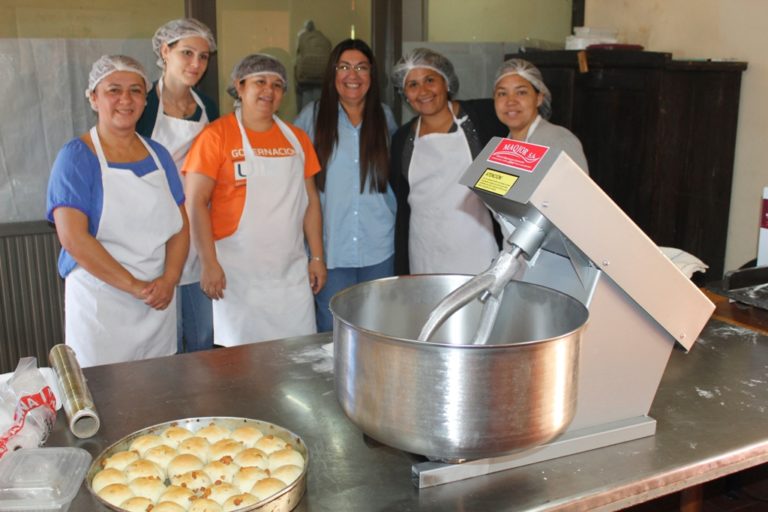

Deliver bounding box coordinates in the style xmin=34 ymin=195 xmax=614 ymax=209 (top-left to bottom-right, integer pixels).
xmin=487 ymin=138 xmax=549 ymax=172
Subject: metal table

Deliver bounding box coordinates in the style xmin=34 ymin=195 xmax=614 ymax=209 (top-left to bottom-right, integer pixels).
xmin=48 ymin=319 xmax=768 ymax=511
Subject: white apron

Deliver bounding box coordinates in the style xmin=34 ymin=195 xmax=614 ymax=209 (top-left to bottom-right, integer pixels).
xmin=523 ymin=115 xmax=542 ymax=142
xmin=151 ymin=78 xmax=208 ymax=285
xmin=408 ymin=108 xmax=498 ymax=274
xmin=65 ymin=127 xmax=182 ymax=367
xmin=212 ymin=111 xmax=316 ymax=346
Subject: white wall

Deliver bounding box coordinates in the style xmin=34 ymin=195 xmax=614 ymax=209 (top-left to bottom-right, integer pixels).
xmin=0 ymin=1 xmax=183 ymax=223
xmin=427 ymin=0 xmax=571 ymax=44
xmin=586 ymin=0 xmax=767 ymax=273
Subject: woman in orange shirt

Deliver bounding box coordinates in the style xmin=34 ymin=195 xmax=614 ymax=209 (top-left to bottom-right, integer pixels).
xmin=183 ymin=54 xmax=326 ymax=346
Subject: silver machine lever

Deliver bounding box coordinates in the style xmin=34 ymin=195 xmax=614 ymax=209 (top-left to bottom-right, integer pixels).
xmin=417 ymin=207 xmax=551 ymax=344
xmin=417 ymin=245 xmax=524 ymax=343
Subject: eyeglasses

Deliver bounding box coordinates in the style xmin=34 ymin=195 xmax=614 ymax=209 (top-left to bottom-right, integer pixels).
xmin=335 ymin=63 xmax=371 ymax=75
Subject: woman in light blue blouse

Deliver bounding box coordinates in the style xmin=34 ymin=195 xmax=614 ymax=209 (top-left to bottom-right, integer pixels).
xmin=295 ymin=39 xmax=398 ymax=332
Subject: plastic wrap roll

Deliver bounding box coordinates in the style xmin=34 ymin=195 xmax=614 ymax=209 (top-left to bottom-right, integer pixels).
xmin=48 ymin=345 xmax=100 ymax=439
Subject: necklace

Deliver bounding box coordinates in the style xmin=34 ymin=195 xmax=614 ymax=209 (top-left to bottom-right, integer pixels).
xmin=162 ymin=95 xmax=197 ymax=118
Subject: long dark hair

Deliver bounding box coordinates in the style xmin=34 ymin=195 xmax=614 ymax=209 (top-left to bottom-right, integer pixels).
xmin=314 ymin=39 xmax=390 ymax=193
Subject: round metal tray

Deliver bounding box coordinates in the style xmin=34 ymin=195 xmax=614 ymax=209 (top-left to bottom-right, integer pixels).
xmin=86 ymin=416 xmax=308 ymax=511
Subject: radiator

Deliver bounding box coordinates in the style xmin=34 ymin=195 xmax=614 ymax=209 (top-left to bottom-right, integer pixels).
xmin=0 ymin=221 xmax=64 ymax=374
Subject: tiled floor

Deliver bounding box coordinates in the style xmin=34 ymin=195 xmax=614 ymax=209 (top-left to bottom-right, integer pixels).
xmin=623 ymin=464 xmax=768 ymax=511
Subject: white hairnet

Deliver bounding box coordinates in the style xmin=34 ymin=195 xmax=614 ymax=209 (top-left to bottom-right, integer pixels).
xmin=391 ymin=48 xmax=459 ymax=96
xmin=85 ymin=55 xmax=151 ymax=109
xmin=494 ymin=58 xmax=552 ymax=120
xmin=152 ymin=18 xmax=217 ymax=68
xmin=226 ymin=54 xmax=288 ymax=99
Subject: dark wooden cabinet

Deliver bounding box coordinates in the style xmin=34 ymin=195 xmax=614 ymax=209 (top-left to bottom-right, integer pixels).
xmin=506 ymin=50 xmax=747 ymax=282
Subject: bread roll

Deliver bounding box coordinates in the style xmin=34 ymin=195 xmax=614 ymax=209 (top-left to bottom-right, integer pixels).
xmin=230 ymin=426 xmax=263 ymax=448
xmin=209 ymin=439 xmax=244 ymax=461
xmin=128 ymin=476 xmax=166 ymax=502
xmin=203 ymin=459 xmax=241 ymax=484
xmin=270 ymin=464 xmax=303 ymax=485
xmin=96 ymin=483 xmax=134 ymax=507
xmin=250 ymin=477 xmax=287 ymax=500
xmin=158 ymin=485 xmax=196 ymax=508
xmin=223 ymin=493 xmax=259 ymax=512
xmin=188 ymin=498 xmax=224 ymax=512
xmin=161 ymin=425 xmax=194 ymax=448
xmin=234 ymin=448 xmax=268 ymax=470
xmin=267 ymin=447 xmax=304 ymax=471
xmin=144 ymin=444 xmax=178 ymax=469
xmin=232 ymin=466 xmax=269 ymax=491
xmin=171 ymin=469 xmax=212 ymax=492
xmin=91 ymin=468 xmax=127 ymax=493
xmin=178 ymin=436 xmax=211 ymax=463
xmin=124 ymin=458 xmax=164 ymax=481
xmin=102 ymin=450 xmax=139 ymax=471
xmin=153 ymin=502 xmax=187 ymax=512
xmin=253 ymin=435 xmax=287 ymax=455
xmin=197 ymin=423 xmax=231 ymax=444
xmin=168 ymin=453 xmax=205 ymax=478
xmin=119 ymin=496 xmax=154 ymax=512
xmin=208 ymin=482 xmax=240 ymax=505
xmin=129 ymin=434 xmax=165 ymax=456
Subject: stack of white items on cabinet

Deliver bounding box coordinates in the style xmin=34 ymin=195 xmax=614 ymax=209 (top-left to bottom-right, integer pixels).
xmin=566 ymin=26 xmax=618 ymax=50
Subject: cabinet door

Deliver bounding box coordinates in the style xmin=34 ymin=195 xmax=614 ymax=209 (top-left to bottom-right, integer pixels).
xmin=537 ymin=67 xmax=576 ymax=130
xmin=652 ymin=69 xmax=742 ymax=280
xmin=570 ymin=68 xmax=664 ymax=237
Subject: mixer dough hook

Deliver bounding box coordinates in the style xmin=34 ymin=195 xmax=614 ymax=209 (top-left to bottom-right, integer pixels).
xmin=418 ymin=208 xmax=551 ymax=344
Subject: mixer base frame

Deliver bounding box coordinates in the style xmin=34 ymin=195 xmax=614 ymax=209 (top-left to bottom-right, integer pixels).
xmin=412 ymin=415 xmax=657 ymax=488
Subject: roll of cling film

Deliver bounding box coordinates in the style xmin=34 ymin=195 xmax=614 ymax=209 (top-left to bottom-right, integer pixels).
xmin=48 ymin=345 xmax=101 ymax=439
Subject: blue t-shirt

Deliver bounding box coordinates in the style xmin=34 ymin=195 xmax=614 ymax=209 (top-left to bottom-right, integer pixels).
xmin=46 ymin=136 xmax=184 ymax=278
xmin=294 ymin=101 xmax=398 ymax=269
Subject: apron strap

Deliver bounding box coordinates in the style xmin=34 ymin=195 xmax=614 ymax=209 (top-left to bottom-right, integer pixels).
xmin=524 ymin=115 xmax=543 ymax=142
xmin=90 ymin=126 xmax=165 ymax=175
xmin=156 ymin=77 xmax=207 ymax=123
xmin=414 ymin=102 xmax=467 ymax=141
xmin=234 ymin=110 xmax=305 ymax=165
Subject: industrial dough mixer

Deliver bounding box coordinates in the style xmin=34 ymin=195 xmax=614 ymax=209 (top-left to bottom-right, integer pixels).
xmin=331 ymin=136 xmax=715 ymax=488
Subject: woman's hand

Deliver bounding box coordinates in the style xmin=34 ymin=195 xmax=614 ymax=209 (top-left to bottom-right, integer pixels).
xmin=141 ymin=275 xmax=177 ymax=310
xmin=127 ymin=278 xmax=151 ymax=301
xmin=186 ymin=173 xmax=223 ymax=299
xmin=201 ymin=260 xmax=226 ymax=300
xmin=308 ymin=258 xmax=327 ymax=294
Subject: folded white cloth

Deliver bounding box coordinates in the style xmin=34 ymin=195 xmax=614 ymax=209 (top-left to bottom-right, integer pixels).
xmin=659 ymin=247 xmax=709 ymax=278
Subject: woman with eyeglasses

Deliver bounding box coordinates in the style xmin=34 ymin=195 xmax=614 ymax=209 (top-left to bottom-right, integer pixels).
xmin=294 ymin=39 xmax=397 ymax=332
xmin=390 ymin=48 xmax=506 ymax=276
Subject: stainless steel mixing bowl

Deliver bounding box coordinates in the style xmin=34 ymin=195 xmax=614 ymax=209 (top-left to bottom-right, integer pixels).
xmin=330 ymin=274 xmax=589 ymax=460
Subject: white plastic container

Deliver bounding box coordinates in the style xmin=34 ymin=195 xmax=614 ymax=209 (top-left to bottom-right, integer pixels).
xmin=573 ymin=26 xmax=618 ymax=38
xmin=0 ymin=447 xmax=91 ymax=512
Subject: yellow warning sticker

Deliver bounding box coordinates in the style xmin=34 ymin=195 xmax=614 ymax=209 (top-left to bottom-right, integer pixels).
xmin=475 ymin=169 xmax=518 ymax=196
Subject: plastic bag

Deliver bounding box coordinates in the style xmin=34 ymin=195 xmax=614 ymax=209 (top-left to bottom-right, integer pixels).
xmin=0 ymin=358 xmax=58 ymax=458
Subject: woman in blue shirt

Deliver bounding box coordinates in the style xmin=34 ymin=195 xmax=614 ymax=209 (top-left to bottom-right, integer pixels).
xmin=46 ymin=55 xmax=188 ymax=367
xmin=295 ymin=39 xmax=398 ymax=332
